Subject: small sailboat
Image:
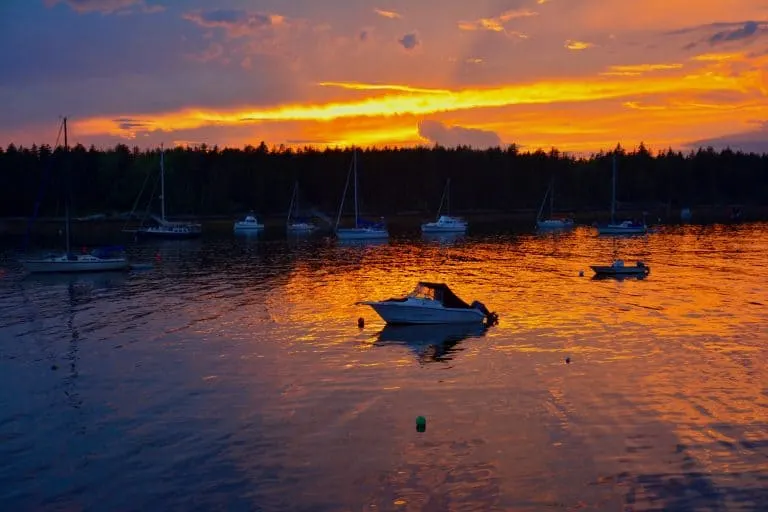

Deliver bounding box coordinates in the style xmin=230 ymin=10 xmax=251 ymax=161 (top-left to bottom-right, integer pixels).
xmin=596 ymin=154 xmax=647 ymax=235
xmin=233 ymin=211 xmax=264 ymax=233
xmin=536 ymin=178 xmax=574 ymax=230
xmin=21 ymin=118 xmax=129 ymax=273
xmin=358 ymin=282 xmax=498 ymax=325
xmin=421 ymin=179 xmax=468 ymax=234
xmin=133 ymin=147 xmax=202 ymax=239
xmin=590 ymin=259 xmax=650 ymax=277
xmin=286 ymin=181 xmax=317 ymax=233
xmin=335 ymin=149 xmax=388 ymax=240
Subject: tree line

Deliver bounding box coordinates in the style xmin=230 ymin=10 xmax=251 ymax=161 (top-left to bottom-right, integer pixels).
xmin=0 ymin=142 xmax=765 ymax=219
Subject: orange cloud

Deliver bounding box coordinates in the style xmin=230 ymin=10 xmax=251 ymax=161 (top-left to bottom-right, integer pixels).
xmin=73 ymin=60 xmax=764 ymax=140
xmin=600 ymin=63 xmax=684 ymax=76
xmin=565 ymin=40 xmax=594 ymax=50
xmin=458 ymin=9 xmax=537 ymax=33
xmin=374 ymin=8 xmax=400 ymax=19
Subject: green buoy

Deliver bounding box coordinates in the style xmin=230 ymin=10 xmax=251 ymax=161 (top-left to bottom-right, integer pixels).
xmin=416 ymin=416 xmax=426 ymax=432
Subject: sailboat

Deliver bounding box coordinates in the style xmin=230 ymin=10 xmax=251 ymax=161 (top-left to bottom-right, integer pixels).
xmin=335 ymin=149 xmax=388 ymax=240
xmin=536 ymin=178 xmax=575 ymax=230
xmin=21 ymin=117 xmax=129 ymax=273
xmin=596 ymin=154 xmax=647 ymax=235
xmin=134 ymin=147 xmax=202 ymax=239
xmin=286 ymin=181 xmax=317 ymax=233
xmin=421 ymin=178 xmax=468 ymax=233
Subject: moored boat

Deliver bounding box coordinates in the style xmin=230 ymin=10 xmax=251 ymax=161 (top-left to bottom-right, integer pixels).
xmin=234 ymin=213 xmax=264 ymax=233
xmin=590 ymin=259 xmax=650 ymax=276
xmin=422 ymin=179 xmax=468 ymax=234
xmin=20 ymin=118 xmax=130 ymax=273
xmin=358 ymin=282 xmax=498 ymax=325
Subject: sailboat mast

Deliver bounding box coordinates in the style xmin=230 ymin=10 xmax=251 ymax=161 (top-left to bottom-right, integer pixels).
xmin=63 ymin=117 xmax=71 ymax=255
xmin=446 ymin=178 xmax=451 ymax=217
xmin=287 ymin=181 xmax=297 ymax=227
xmin=611 ymin=153 xmax=617 ymax=224
xmin=550 ymin=179 xmax=554 ymax=215
xmin=353 ymin=149 xmax=359 ymax=229
xmin=160 ymin=144 xmax=166 ymax=222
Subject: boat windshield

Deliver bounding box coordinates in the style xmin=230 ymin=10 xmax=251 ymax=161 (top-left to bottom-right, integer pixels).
xmin=409 ymin=282 xmax=472 ymax=309
xmin=410 ymin=284 xmax=440 ymax=301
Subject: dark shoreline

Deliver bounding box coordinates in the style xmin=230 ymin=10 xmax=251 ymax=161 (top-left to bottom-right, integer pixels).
xmin=1 ymin=204 xmax=764 ymax=237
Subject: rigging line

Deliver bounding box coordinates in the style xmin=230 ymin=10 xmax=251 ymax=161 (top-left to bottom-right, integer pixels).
xmin=122 ymin=153 xmax=156 ymax=232
xmin=22 ymin=118 xmax=65 ymax=252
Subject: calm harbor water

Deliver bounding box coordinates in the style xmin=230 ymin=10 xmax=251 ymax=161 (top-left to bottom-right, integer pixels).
xmin=1 ymin=224 xmax=766 ymax=511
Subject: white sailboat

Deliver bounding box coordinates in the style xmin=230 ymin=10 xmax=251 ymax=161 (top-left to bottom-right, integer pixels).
xmin=596 ymin=154 xmax=647 ymax=235
xmin=286 ymin=181 xmax=317 ymax=233
xmin=21 ymin=117 xmax=129 ymax=273
xmin=135 ymin=147 xmax=202 ymax=239
xmin=421 ymin=179 xmax=468 ymax=234
xmin=335 ymin=149 xmax=388 ymax=240
xmin=536 ymin=178 xmax=575 ymax=230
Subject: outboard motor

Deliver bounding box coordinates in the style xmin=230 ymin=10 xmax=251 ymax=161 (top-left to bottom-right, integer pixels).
xmin=471 ymin=301 xmax=499 ymax=326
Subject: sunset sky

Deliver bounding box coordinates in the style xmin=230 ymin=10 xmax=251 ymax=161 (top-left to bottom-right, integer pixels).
xmin=2 ymin=0 xmax=768 ymax=154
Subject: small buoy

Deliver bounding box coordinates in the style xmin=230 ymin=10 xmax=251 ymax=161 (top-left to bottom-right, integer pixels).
xmin=416 ymin=416 xmax=426 ymax=432
xmin=51 ymin=364 xmax=58 ymax=371
xmin=565 ymin=357 xmax=571 ymax=364
xmin=357 ymin=317 xmax=364 ymax=328
xmin=155 ymin=251 xmax=162 ymax=262
xmin=579 ymin=270 xmax=584 ymax=277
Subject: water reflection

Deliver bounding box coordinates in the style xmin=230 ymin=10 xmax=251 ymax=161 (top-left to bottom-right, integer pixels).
xmin=0 ymin=223 xmax=766 ymax=510
xmin=421 ymin=232 xmax=466 ymax=245
xmin=375 ymin=323 xmax=487 ymax=364
xmin=336 ymin=238 xmax=389 ymax=248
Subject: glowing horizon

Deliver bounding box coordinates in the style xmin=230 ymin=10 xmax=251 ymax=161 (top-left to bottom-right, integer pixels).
xmin=3 ymin=0 xmax=768 ymax=154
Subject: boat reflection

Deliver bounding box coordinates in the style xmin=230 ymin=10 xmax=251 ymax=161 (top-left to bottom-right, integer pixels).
xmin=336 ymin=238 xmax=389 ymax=248
xmin=374 ymin=322 xmax=487 ymax=364
xmin=421 ymin=232 xmax=466 ymax=245
xmin=22 ymin=270 xmax=129 ymax=290
xmin=591 ymin=272 xmax=648 ymax=281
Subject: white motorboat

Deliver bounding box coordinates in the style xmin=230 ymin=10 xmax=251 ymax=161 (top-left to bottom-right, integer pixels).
xmin=422 ymin=179 xmax=467 ymax=233
xmin=596 ymin=155 xmax=647 ymax=235
xmin=234 ymin=213 xmax=264 ymax=233
xmin=335 ymin=149 xmax=389 ymax=240
xmin=536 ymin=178 xmax=575 ymax=230
xmin=130 ymin=148 xmax=202 ymax=239
xmin=286 ymin=181 xmax=317 ymax=233
xmin=590 ymin=259 xmax=650 ymax=276
xmin=358 ymin=282 xmax=497 ymax=325
xmin=20 ymin=118 xmax=129 ymax=274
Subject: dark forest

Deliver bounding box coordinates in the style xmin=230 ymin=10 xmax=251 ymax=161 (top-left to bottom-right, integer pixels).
xmin=0 ymin=142 xmax=766 ymax=220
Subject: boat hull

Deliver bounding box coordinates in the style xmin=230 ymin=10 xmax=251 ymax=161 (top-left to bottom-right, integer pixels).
xmin=363 ymin=302 xmax=485 ymax=325
xmin=137 ymin=228 xmax=201 ymax=239
xmin=537 ymin=220 xmax=575 ymax=230
xmin=336 ymin=228 xmax=389 ymax=240
xmin=590 ymin=265 xmax=649 ymax=276
xmin=421 ymin=225 xmax=467 ymax=233
xmin=22 ymin=257 xmax=128 ymax=273
xmin=234 ymin=225 xmax=264 ymax=232
xmin=596 ymin=224 xmax=647 ymax=235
